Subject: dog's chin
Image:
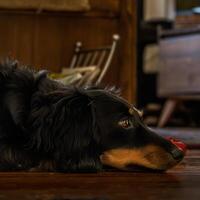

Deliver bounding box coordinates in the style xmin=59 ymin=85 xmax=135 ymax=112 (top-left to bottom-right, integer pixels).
xmin=103 ymin=160 xmax=179 ymax=172
xmin=124 ymin=159 xmax=179 ymax=172
xmin=103 ymin=163 xmax=168 ymax=172
xmin=103 ymin=159 xmax=179 ymax=172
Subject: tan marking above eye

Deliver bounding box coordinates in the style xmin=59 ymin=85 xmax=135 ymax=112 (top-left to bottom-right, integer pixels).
xmin=129 ymin=107 xmax=143 ymax=118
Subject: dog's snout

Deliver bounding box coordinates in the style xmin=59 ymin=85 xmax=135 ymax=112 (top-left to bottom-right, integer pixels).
xmin=171 ymin=148 xmax=184 ymax=161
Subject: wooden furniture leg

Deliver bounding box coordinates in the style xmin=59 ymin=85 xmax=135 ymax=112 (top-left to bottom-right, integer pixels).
xmin=158 ymin=99 xmax=179 ymax=127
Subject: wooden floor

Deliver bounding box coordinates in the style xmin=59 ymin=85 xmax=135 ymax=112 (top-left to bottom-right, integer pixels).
xmin=0 ymin=151 xmax=199 ymax=200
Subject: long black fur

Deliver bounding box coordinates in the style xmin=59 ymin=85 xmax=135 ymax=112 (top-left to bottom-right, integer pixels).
xmin=0 ymin=60 xmax=103 ymax=171
xmin=0 ymin=60 xmax=183 ymax=172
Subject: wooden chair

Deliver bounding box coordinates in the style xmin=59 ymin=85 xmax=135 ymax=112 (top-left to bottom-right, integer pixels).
xmin=157 ymin=27 xmax=200 ymax=127
xmin=61 ymin=34 xmax=120 ymax=86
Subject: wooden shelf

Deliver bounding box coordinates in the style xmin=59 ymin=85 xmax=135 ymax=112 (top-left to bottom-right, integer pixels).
xmin=0 ymin=9 xmax=119 ymax=18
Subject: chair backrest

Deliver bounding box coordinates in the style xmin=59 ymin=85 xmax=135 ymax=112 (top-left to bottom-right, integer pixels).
xmin=69 ymin=34 xmax=120 ymax=85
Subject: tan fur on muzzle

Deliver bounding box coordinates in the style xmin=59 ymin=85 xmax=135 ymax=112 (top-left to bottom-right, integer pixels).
xmin=100 ymin=145 xmax=179 ymax=170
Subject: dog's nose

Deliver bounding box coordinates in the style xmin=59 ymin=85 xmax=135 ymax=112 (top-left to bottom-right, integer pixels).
xmin=171 ymin=148 xmax=184 ymax=161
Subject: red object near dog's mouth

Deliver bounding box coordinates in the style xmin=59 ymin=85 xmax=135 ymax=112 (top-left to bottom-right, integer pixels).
xmin=166 ymin=137 xmax=187 ymax=154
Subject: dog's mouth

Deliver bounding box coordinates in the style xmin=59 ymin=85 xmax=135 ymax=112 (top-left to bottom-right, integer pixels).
xmin=100 ymin=143 xmax=185 ymax=171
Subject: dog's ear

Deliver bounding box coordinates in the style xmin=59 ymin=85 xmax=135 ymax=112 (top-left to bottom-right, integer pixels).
xmin=1 ymin=61 xmax=30 ymax=129
xmin=35 ymin=70 xmax=48 ymax=85
xmin=57 ymin=91 xmax=102 ymax=172
xmin=29 ymin=90 xmax=102 ymax=172
xmin=4 ymin=91 xmax=29 ymax=130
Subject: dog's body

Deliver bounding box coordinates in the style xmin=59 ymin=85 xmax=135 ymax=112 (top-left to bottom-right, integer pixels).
xmin=0 ymin=60 xmax=184 ymax=172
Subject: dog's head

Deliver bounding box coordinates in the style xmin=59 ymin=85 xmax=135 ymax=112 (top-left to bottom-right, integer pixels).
xmin=86 ymin=88 xmax=184 ymax=171
xmin=29 ymin=87 xmax=184 ymax=172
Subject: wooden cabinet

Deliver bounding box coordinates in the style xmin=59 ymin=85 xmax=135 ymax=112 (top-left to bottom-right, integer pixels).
xmin=0 ymin=0 xmax=137 ymax=103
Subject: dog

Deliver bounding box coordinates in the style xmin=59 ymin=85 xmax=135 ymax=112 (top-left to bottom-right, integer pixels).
xmin=0 ymin=60 xmax=184 ymax=172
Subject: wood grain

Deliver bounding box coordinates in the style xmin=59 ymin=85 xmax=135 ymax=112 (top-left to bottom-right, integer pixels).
xmin=0 ymin=150 xmax=199 ymax=200
xmin=0 ymin=0 xmax=137 ymax=103
xmin=119 ymin=0 xmax=137 ymax=104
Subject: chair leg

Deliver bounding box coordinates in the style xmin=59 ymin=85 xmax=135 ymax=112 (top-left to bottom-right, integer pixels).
xmin=158 ymin=99 xmax=178 ymax=128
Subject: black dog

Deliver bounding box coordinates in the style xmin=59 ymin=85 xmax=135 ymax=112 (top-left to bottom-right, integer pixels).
xmin=0 ymin=60 xmax=184 ymax=172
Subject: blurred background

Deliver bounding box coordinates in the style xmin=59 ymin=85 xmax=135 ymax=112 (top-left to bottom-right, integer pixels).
xmin=137 ymin=0 xmax=200 ymax=147
xmin=138 ymin=0 xmax=200 ymax=128
xmin=1 ymin=0 xmax=200 ymax=146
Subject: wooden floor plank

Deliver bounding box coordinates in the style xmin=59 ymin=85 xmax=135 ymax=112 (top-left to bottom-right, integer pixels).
xmin=0 ymin=150 xmax=199 ymax=200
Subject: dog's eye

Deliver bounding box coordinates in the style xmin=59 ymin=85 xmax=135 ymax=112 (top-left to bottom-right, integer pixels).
xmin=118 ymin=119 xmax=133 ymax=129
